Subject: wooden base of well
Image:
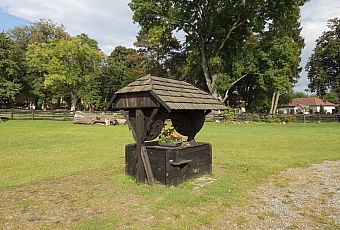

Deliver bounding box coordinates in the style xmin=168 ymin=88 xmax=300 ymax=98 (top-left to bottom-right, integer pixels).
xmin=125 ymin=142 xmax=212 ymax=186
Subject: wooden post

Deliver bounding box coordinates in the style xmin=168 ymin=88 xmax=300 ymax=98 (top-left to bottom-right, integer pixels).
xmin=11 ymin=108 xmax=14 ymax=120
xmin=141 ymin=146 xmax=155 ymax=186
xmin=122 ymin=109 xmax=155 ymax=185
xmin=31 ymin=109 xmax=35 ymax=121
xmin=135 ymin=109 xmax=146 ymax=183
xmin=52 ymin=109 xmax=55 ymax=120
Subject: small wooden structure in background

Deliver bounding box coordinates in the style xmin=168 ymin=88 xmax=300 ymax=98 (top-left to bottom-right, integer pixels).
xmin=107 ymin=75 xmax=226 ymax=186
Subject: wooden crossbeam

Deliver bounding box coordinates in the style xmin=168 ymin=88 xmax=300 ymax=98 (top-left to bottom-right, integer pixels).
xmin=121 ymin=108 xmax=156 ymax=185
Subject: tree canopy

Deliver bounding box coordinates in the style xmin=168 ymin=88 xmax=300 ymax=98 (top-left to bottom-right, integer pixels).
xmin=130 ymin=0 xmax=306 ymax=113
xmin=26 ymin=37 xmax=104 ymax=110
xmin=2 ymin=19 xmax=148 ymax=110
xmin=306 ymin=18 xmax=340 ymax=100
xmin=1 ymin=4 xmax=310 ymax=113
xmin=101 ymin=46 xmax=147 ymax=104
xmin=0 ymin=32 xmax=21 ymax=104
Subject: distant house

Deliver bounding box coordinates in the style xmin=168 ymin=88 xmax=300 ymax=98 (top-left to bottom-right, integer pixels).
xmin=278 ymin=97 xmax=336 ymax=114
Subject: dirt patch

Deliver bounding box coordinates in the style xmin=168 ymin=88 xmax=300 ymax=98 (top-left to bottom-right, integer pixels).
xmin=192 ymin=176 xmax=218 ymax=191
xmin=0 ymin=167 xmax=146 ymax=229
xmin=204 ymin=161 xmax=340 ymax=229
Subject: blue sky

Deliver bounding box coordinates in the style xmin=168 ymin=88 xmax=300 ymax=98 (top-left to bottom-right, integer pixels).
xmin=0 ymin=12 xmax=30 ymax=31
xmin=1 ymin=0 xmax=340 ymax=92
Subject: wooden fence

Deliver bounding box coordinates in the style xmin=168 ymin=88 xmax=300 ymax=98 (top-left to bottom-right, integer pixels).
xmin=294 ymin=114 xmax=340 ymax=123
xmin=1 ymin=109 xmax=340 ymax=123
xmin=0 ymin=109 xmax=74 ymax=121
xmin=205 ymin=113 xmax=340 ymax=123
xmin=0 ymin=109 xmax=115 ymax=121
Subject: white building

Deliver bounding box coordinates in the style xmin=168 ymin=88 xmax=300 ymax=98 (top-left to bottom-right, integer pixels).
xmin=278 ymin=97 xmax=336 ymax=114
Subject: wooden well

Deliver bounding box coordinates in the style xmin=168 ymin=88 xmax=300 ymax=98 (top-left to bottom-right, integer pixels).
xmin=125 ymin=142 xmax=212 ymax=186
xmin=107 ymin=75 xmax=226 ymax=186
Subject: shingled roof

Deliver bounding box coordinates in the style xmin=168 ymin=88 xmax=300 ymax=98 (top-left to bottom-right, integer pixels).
xmin=288 ymin=97 xmax=336 ymax=107
xmin=113 ymin=75 xmax=226 ymax=111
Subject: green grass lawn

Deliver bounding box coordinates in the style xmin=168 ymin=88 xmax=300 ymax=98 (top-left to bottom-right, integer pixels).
xmin=0 ymin=121 xmax=339 ymax=229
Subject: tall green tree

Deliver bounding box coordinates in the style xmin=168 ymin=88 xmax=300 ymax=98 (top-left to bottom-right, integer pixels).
xmin=130 ymin=0 xmax=306 ymax=112
xmin=0 ymin=32 xmax=21 ymax=106
xmin=264 ymin=0 xmax=305 ymax=114
xmin=306 ymin=18 xmax=340 ymax=99
xmin=7 ymin=19 xmax=70 ymax=107
xmin=101 ymin=46 xmax=147 ymax=104
xmin=26 ymin=37 xmax=104 ymax=110
xmin=130 ymin=0 xmax=264 ymax=96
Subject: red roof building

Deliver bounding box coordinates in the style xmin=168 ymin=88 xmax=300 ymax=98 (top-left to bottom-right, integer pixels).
xmin=279 ymin=97 xmax=337 ymax=114
xmin=288 ymin=97 xmax=336 ymax=107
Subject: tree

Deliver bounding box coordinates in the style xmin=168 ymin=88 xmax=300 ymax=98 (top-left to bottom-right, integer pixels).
xmin=130 ymin=0 xmax=306 ymax=112
xmin=8 ymin=18 xmax=70 ymax=44
xmin=25 ymin=42 xmax=57 ymax=108
xmin=215 ymin=0 xmax=305 ymax=113
xmin=262 ymin=35 xmax=302 ymax=114
xmin=26 ymin=37 xmax=104 ymax=110
xmin=306 ymin=18 xmax=340 ymax=99
xmin=76 ymin=33 xmax=100 ymax=50
xmin=100 ymin=46 xmax=147 ymax=104
xmin=291 ymin=91 xmax=308 ymax=98
xmin=130 ymin=0 xmax=264 ymax=95
xmin=0 ymin=32 xmax=21 ymax=106
xmin=7 ymin=19 xmax=70 ymax=107
xmin=324 ymin=92 xmax=339 ymax=103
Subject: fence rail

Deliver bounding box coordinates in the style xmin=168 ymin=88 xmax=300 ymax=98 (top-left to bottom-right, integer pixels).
xmin=206 ymin=113 xmax=340 ymax=123
xmin=1 ymin=109 xmax=340 ymax=123
xmin=0 ymin=109 xmax=116 ymax=121
xmin=294 ymin=114 xmax=340 ymax=123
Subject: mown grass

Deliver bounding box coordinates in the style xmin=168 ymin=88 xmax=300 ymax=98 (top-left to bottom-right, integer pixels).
xmin=0 ymin=121 xmax=133 ymax=189
xmin=0 ymin=121 xmax=339 ymax=229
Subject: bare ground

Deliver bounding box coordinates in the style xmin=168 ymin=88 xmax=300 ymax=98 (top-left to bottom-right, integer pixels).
xmin=0 ymin=167 xmax=147 ymax=229
xmin=204 ymin=160 xmax=340 ymax=229
xmin=0 ymin=161 xmax=339 ymax=229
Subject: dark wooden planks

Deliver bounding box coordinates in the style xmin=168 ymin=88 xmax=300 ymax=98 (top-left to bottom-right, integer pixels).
xmin=125 ymin=142 xmax=212 ymax=186
xmin=112 ymin=92 xmax=161 ymax=109
xmin=135 ymin=109 xmax=146 ymax=183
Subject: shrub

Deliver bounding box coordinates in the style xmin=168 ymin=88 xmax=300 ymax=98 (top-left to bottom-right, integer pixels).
xmin=264 ymin=115 xmax=280 ymax=123
xmin=223 ymin=107 xmax=236 ymax=121
xmin=281 ymin=115 xmax=296 ymax=123
xmin=246 ymin=113 xmax=262 ymax=122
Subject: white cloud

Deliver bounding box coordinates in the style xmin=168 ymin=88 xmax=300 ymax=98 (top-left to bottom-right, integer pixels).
xmin=297 ymin=0 xmax=340 ymax=92
xmin=0 ymin=0 xmax=139 ymax=54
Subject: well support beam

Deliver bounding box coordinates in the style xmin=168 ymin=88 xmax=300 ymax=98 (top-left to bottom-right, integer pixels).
xmin=135 ymin=109 xmax=146 ymax=183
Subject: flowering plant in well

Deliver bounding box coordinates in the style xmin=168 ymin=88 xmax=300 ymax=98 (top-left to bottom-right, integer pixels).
xmin=158 ymin=126 xmax=183 ymax=143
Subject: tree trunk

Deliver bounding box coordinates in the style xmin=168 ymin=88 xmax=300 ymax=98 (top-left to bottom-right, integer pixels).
xmin=200 ymin=45 xmax=213 ymax=94
xmin=199 ymin=17 xmax=245 ymax=99
xmin=222 ymin=74 xmax=249 ymax=103
xmin=269 ymin=91 xmax=276 ymax=115
xmin=273 ymin=91 xmax=281 ymax=115
xmin=42 ymin=100 xmax=46 ymax=110
xmin=70 ymin=93 xmax=77 ymax=111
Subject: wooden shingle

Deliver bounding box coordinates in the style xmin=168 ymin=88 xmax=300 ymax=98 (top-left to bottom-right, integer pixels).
xmin=111 ymin=75 xmax=226 ymax=111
